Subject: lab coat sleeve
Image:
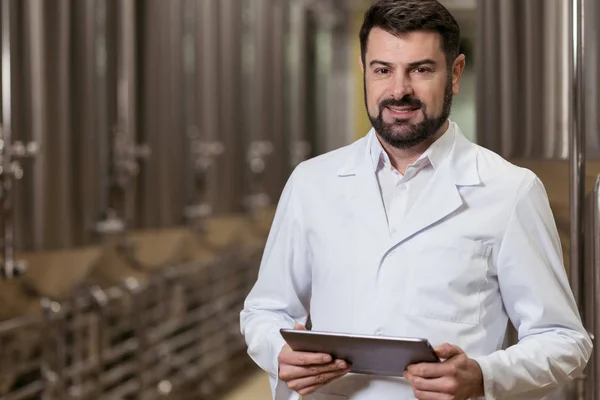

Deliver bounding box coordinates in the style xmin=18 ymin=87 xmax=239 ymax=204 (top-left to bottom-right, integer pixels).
xmin=473 ymin=176 xmax=593 ymax=399
xmin=240 ymin=168 xmax=311 ymax=400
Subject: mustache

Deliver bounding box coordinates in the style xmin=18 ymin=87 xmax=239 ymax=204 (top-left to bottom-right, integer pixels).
xmin=379 ymin=97 xmax=423 ymax=111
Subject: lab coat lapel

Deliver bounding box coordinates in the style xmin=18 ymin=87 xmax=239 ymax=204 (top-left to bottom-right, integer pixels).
xmin=337 ymin=131 xmax=390 ymax=244
xmin=391 ymin=124 xmax=481 ymax=246
xmin=336 ymin=124 xmax=480 ymax=249
xmin=391 ymin=165 xmax=463 ymax=245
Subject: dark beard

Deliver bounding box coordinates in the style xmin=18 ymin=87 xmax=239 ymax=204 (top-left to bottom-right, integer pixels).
xmin=365 ymin=74 xmax=453 ymax=149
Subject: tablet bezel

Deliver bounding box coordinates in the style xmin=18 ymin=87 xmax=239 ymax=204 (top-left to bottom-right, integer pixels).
xmin=279 ymin=329 xmax=440 ymax=377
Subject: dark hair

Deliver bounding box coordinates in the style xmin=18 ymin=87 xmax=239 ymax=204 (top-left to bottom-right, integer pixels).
xmin=359 ymin=0 xmax=461 ymax=68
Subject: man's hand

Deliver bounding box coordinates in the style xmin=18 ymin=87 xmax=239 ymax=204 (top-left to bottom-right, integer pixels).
xmin=278 ymin=324 xmax=352 ymax=396
xmin=403 ymin=343 xmax=484 ymax=400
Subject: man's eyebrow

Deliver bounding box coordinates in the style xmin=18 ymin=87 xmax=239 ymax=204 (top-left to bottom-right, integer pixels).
xmin=369 ymin=59 xmax=438 ymax=69
xmin=407 ymin=59 xmax=437 ymax=68
xmin=369 ymin=60 xmax=394 ymax=68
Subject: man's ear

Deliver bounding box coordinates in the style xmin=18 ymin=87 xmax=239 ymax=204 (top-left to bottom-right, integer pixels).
xmin=451 ymin=54 xmax=466 ymax=96
xmin=359 ymin=55 xmax=365 ymax=74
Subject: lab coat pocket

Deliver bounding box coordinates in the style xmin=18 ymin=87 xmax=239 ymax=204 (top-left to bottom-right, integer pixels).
xmin=404 ymin=236 xmax=491 ymax=325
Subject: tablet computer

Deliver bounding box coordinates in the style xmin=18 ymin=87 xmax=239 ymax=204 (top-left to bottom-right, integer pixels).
xmin=280 ymin=329 xmax=440 ymax=377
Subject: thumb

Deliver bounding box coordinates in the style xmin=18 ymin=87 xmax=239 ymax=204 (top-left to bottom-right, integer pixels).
xmin=294 ymin=323 xmax=306 ymax=330
xmin=434 ymin=343 xmax=463 ymax=360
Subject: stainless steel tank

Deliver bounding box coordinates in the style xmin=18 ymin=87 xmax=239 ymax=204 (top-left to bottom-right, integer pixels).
xmin=476 ymin=0 xmax=597 ymax=398
xmin=10 ymin=1 xmax=106 ymax=250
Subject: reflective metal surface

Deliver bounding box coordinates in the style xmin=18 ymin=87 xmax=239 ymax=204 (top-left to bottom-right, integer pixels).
xmin=593 ymin=176 xmax=600 ymax=400
xmin=477 ymin=0 xmax=595 ymax=397
xmin=11 ymin=0 xmax=600 ymax=398
xmin=136 ymin=0 xmax=183 ymax=229
xmin=583 ymin=177 xmax=599 ymax=400
xmin=0 ymin=252 xmax=263 ymax=399
xmin=477 ymin=0 xmax=600 ymax=158
xmin=0 ymin=0 xmax=353 ymax=253
xmin=0 ymin=1 xmax=346 ymax=394
xmin=570 ymin=0 xmax=586 ymax=341
xmin=0 ymin=0 xmax=38 ymax=277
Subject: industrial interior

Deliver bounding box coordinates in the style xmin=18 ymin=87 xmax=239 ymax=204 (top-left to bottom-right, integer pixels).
xmin=0 ymin=0 xmax=598 ymax=399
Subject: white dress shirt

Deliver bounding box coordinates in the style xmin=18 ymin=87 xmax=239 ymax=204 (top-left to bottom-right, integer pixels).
xmin=240 ymin=121 xmax=592 ymax=400
xmin=370 ymin=124 xmax=454 ymax=234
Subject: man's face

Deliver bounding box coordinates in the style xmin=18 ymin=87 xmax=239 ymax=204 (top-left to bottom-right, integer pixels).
xmin=362 ymin=28 xmax=464 ymax=149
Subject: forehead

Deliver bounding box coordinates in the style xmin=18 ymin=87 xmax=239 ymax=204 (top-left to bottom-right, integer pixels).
xmin=365 ymin=27 xmax=445 ymax=64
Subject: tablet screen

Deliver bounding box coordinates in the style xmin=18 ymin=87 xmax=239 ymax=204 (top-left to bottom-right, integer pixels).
xmin=280 ymin=329 xmax=440 ymax=377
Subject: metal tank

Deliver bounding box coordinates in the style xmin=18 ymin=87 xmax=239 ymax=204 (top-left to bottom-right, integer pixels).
xmin=308 ymin=0 xmax=355 ymax=155
xmin=10 ymin=0 xmax=88 ymax=251
xmin=240 ymin=0 xmax=284 ymax=216
xmin=0 ymin=0 xmax=344 ymax=256
xmin=0 ymin=0 xmax=355 ymax=397
xmin=476 ymin=0 xmax=598 ymax=398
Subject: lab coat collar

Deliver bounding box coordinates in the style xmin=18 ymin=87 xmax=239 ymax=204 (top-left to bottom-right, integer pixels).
xmin=338 ymin=120 xmax=480 ymax=187
xmin=369 ymin=120 xmax=453 ymax=173
xmin=336 ymin=121 xmax=481 ymax=247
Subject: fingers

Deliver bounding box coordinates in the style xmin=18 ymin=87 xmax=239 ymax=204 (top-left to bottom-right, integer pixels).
xmin=406 ymin=361 xmax=458 ymax=379
xmin=404 ymin=373 xmax=459 ymax=395
xmin=278 ymin=345 xmax=333 ymax=367
xmin=404 ymin=345 xmax=478 ymax=400
xmin=295 ymin=383 xmax=325 ymax=396
xmin=286 ymin=367 xmax=351 ymax=395
xmin=411 ymin=387 xmax=454 ymax=400
xmin=279 ymin=359 xmax=349 ymax=381
xmin=406 ymin=344 xmax=464 ymax=378
xmin=433 ymin=343 xmax=463 ymax=360
xmin=279 ymin=324 xmax=351 ymax=395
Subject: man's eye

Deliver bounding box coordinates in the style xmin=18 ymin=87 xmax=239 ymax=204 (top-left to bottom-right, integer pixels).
xmin=414 ymin=67 xmax=432 ymax=74
xmin=375 ymin=68 xmax=390 ymax=75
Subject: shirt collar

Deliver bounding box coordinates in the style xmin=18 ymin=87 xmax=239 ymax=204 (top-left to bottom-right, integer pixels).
xmin=369 ymin=120 xmax=455 ymax=173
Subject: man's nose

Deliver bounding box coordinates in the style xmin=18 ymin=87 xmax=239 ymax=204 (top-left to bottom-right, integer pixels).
xmin=390 ymin=74 xmax=414 ymax=99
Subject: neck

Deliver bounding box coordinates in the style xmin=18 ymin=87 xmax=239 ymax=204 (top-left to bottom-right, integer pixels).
xmin=378 ymin=119 xmax=449 ymax=174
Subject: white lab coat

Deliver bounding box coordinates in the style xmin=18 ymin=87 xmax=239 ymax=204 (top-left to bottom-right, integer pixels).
xmin=240 ymin=122 xmax=592 ymax=400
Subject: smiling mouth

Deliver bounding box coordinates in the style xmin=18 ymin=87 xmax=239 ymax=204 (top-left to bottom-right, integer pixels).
xmin=385 ymin=106 xmax=420 ymax=117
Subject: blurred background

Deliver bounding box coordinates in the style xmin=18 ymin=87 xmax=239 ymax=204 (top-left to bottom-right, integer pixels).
xmin=0 ymin=0 xmax=598 ymax=399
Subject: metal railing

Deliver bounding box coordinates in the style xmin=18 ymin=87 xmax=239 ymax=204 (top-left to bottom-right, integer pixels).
xmin=0 ymin=247 xmax=262 ymax=400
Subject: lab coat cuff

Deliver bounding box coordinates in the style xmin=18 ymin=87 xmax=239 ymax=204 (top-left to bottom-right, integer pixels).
xmin=473 ymin=355 xmax=497 ymax=400
xmin=269 ymin=330 xmax=289 ymax=399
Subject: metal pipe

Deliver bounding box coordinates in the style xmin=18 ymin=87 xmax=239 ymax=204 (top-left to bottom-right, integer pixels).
xmin=182 ymin=0 xmax=224 ymax=226
xmin=122 ymin=278 xmax=147 ymax=397
xmin=498 ymin=0 xmax=516 ymax=157
xmin=570 ymin=0 xmax=586 ymax=398
xmin=0 ymin=0 xmax=37 ymax=276
xmin=570 ymin=0 xmax=585 ymax=321
xmin=98 ymin=0 xmax=148 ymax=239
xmin=561 ymin=0 xmax=572 ymax=160
xmin=41 ymin=298 xmax=66 ymax=399
xmin=543 ymin=0 xmax=558 ymax=158
xmin=270 ymin=0 xmax=286 ymax=193
xmin=1 ymin=0 xmax=15 ymax=278
xmin=118 ymin=0 xmax=137 ymax=227
xmin=594 ymin=175 xmax=600 ymax=400
xmin=523 ymin=0 xmax=543 ymax=157
xmin=181 ymin=0 xmax=225 ymax=233
xmin=182 ymin=0 xmax=197 ymax=215
xmin=95 ymin=0 xmax=110 ymax=231
xmin=287 ymin=1 xmax=309 ymax=169
xmin=243 ymin=0 xmax=273 ymax=218
xmin=218 ymin=0 xmax=244 ymax=213
xmin=89 ymin=286 xmax=108 ymax=400
xmin=26 ymin=0 xmax=46 ymax=250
